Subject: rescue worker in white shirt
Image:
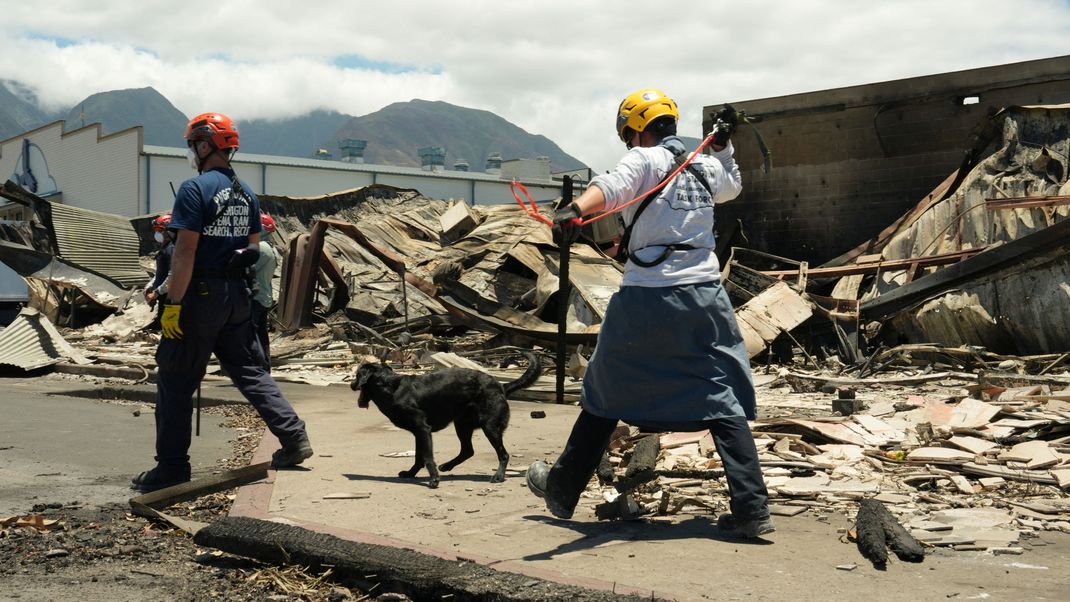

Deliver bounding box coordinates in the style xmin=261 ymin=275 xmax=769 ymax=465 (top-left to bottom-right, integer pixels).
xmin=251 ymin=213 xmax=281 ymax=371
xmin=526 ymin=89 xmax=773 ymax=539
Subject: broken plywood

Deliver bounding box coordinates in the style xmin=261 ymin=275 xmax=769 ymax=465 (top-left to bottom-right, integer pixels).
xmin=734 ymin=281 xmax=814 ymax=357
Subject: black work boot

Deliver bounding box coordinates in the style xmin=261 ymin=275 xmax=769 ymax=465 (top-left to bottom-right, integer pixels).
xmin=131 ymin=464 xmax=191 ymax=493
xmin=717 ymin=513 xmax=775 ymax=539
xmin=272 ymin=433 xmax=313 ymax=468
xmin=525 ymin=460 xmax=574 ymax=519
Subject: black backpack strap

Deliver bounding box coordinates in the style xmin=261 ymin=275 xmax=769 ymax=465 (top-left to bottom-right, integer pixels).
xmin=619 ymin=150 xmax=710 ymax=267
xmin=617 ymin=179 xmax=665 ymax=265
xmin=685 ymin=163 xmax=714 ymax=197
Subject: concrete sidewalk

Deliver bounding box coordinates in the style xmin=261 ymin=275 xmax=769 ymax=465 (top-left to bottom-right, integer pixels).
xmin=227 ymin=382 xmax=1070 ymax=602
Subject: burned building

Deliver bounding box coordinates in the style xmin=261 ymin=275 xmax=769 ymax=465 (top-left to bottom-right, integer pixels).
xmin=707 ymin=54 xmax=1070 ymax=264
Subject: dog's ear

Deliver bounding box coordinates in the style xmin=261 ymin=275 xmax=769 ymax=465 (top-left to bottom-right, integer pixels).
xmin=351 ymin=364 xmax=373 ymax=391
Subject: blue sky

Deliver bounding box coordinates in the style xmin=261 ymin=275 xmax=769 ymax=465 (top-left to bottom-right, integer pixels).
xmin=2 ymin=1 xmax=1069 ymax=171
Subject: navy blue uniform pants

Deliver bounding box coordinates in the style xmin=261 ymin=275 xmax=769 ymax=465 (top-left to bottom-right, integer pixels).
xmin=251 ymin=302 xmax=271 ymax=371
xmin=154 ymin=277 xmax=305 ymax=469
xmin=547 ymin=410 xmax=769 ymax=520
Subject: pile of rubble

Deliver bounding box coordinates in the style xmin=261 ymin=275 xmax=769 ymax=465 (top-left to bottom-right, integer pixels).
xmin=589 ymin=365 xmax=1070 ymax=556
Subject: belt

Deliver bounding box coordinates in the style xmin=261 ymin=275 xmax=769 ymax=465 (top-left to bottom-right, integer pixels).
xmin=192 ymin=267 xmax=248 ymax=279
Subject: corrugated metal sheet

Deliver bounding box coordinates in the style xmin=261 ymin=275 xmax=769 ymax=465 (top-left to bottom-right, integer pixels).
xmin=0 ymin=240 xmax=129 ymax=309
xmin=47 ymin=202 xmax=145 ymax=288
xmin=0 ymin=308 xmax=88 ymax=371
xmin=838 ymin=105 xmax=1070 ymax=353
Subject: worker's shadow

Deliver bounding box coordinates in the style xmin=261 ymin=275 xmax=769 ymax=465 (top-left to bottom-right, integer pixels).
xmin=274 ymin=466 xmax=312 ymax=473
xmin=341 ymin=472 xmax=505 ymax=486
xmin=520 ymin=515 xmax=772 ymax=561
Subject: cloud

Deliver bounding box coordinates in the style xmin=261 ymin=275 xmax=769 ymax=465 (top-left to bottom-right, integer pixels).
xmin=0 ymin=0 xmax=1068 ymax=171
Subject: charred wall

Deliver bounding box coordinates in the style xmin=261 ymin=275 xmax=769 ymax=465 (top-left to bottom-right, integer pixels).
xmin=706 ymin=55 xmax=1070 ymax=264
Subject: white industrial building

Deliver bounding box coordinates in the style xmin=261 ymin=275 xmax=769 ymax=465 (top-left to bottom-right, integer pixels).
xmin=0 ymin=120 xmax=584 ymax=219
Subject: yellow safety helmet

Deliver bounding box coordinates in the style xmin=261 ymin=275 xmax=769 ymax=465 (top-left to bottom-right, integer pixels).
xmin=615 ymin=89 xmax=679 ymax=143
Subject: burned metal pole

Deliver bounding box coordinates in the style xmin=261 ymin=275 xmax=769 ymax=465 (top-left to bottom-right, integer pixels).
xmin=556 ymin=177 xmax=573 ymax=404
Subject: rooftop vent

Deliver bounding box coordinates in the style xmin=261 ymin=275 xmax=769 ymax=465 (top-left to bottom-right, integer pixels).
xmin=485 ymin=152 xmax=503 ymax=175
xmin=339 ymin=139 xmax=367 ymax=163
xmin=418 ymin=146 xmax=446 ymax=172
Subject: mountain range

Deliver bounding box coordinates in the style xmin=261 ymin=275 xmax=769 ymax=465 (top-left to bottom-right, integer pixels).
xmin=0 ymin=82 xmax=587 ymax=173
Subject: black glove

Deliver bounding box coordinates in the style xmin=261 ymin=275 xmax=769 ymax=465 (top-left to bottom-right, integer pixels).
xmin=712 ymin=104 xmax=741 ymax=147
xmin=552 ymin=202 xmax=582 ymax=245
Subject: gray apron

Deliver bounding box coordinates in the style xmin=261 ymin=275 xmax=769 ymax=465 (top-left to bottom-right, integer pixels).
xmin=580 ymin=280 xmax=756 ymax=425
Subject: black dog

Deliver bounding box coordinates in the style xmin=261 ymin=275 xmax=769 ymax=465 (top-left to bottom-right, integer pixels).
xmin=351 ymin=351 xmax=540 ymax=488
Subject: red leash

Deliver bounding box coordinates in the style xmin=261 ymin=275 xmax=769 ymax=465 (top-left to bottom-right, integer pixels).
xmin=511 ymin=132 xmax=715 ymax=227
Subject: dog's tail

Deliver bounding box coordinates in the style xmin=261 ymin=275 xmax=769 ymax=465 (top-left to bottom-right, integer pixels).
xmin=503 ymin=350 xmax=541 ymax=395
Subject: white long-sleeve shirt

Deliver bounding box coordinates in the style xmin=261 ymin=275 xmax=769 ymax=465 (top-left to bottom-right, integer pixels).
xmin=590 ymin=137 xmax=742 ymax=287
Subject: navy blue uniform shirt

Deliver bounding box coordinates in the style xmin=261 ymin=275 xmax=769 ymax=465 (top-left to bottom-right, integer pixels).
xmin=169 ymin=167 xmax=262 ymax=269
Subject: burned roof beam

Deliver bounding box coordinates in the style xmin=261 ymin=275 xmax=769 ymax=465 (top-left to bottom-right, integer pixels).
xmin=860 ymin=215 xmax=1070 ymax=321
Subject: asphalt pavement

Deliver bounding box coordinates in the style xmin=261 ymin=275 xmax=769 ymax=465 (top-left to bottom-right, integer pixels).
xmin=0 ymin=378 xmax=232 ymax=516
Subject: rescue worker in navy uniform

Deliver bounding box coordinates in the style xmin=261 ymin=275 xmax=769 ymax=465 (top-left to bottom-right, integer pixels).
xmin=144 ymin=213 xmax=174 ymax=307
xmin=131 ymin=112 xmax=312 ymax=493
xmin=526 ymin=90 xmax=773 ymax=539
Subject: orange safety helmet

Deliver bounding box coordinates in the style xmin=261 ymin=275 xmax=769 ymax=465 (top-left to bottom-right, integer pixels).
xmin=185 ymin=112 xmax=240 ymax=151
xmin=260 ymin=213 xmax=277 ymax=234
xmin=151 ymin=213 xmax=172 ymax=232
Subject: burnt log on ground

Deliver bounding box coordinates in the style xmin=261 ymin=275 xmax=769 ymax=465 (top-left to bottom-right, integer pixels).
xmin=855 ymin=499 xmax=926 ymax=569
xmin=615 ymin=435 xmax=660 ymax=493
xmin=194 ymin=516 xmax=654 ymax=602
xmin=596 ymin=452 xmax=615 ymax=486
xmin=873 ymin=502 xmax=926 ymax=562
xmin=856 ymin=499 xmax=889 ymax=569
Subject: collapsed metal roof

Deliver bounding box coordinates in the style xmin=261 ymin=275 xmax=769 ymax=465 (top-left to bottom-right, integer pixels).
xmin=0 ymin=181 xmax=145 ymax=288
xmin=0 ymin=240 xmax=129 ymax=309
xmin=259 ymin=184 xmax=622 ymax=344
